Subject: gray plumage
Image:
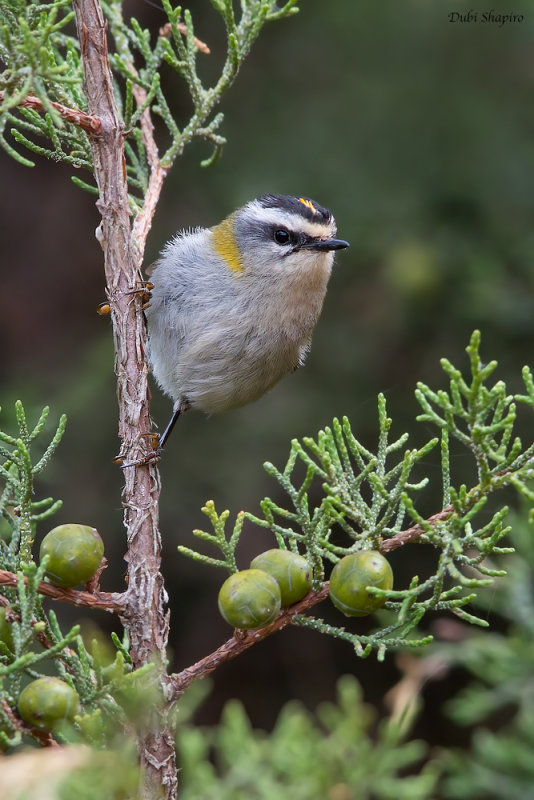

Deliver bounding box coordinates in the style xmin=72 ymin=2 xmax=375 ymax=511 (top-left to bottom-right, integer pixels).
xmin=146 ymin=195 xmax=348 ymax=415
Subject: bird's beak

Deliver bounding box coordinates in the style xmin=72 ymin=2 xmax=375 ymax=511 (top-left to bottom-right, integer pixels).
xmin=305 ymin=237 xmax=350 ymax=252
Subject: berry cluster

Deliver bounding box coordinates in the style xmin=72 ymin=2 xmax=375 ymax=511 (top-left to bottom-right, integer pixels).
xmin=218 ymin=548 xmax=393 ymax=630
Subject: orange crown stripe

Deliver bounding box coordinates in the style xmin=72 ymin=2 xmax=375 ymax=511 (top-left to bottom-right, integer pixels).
xmin=298 ymin=197 xmax=317 ymax=213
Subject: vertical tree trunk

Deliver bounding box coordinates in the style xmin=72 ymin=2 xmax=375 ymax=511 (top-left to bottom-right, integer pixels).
xmin=72 ymin=1 xmax=176 ymax=797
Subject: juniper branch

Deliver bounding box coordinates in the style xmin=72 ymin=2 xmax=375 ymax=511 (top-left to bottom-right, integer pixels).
xmin=0 ymin=569 xmax=123 ymax=611
xmin=0 ymin=90 xmax=101 ymax=132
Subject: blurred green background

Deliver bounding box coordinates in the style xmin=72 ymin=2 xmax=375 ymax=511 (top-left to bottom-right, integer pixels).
xmin=1 ymin=0 xmax=533 ymax=744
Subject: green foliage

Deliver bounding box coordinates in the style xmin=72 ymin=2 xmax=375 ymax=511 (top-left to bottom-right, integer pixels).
xmin=0 ymin=0 xmax=77 ymax=102
xmin=0 ymin=402 xmax=154 ymax=749
xmin=436 ymin=506 xmax=534 ymax=799
xmin=179 ymin=332 xmax=532 ymax=658
xmin=0 ymin=401 xmax=65 ymax=564
xmin=105 ymin=0 xmax=298 ymax=168
xmin=1 ymin=0 xmax=299 ymax=205
xmin=416 ymin=330 xmax=534 ymax=495
xmin=0 ymin=0 xmax=90 ymax=167
xmin=179 ymin=501 xmax=243 ymax=573
xmin=175 ymin=674 xmax=439 ymax=800
xmin=175 ymin=503 xmax=534 ymax=800
xmin=56 ymin=747 xmax=141 ymax=800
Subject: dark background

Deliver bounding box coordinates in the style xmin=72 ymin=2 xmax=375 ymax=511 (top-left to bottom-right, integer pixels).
xmin=1 ymin=0 xmax=533 ymax=741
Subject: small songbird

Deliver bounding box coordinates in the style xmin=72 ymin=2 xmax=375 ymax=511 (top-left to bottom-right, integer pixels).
xmin=145 ymin=194 xmax=349 ymax=448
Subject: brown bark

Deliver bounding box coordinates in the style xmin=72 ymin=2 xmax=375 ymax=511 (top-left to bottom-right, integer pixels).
xmin=0 ymin=91 xmax=102 ymax=133
xmin=0 ymin=569 xmax=123 ymax=611
xmin=380 ymin=506 xmax=453 ymax=552
xmin=71 ymin=1 xmax=175 ymax=797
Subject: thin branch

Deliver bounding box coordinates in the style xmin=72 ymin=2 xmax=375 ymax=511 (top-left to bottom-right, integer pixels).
xmin=0 ymin=91 xmax=102 ymax=134
xmin=159 ymin=21 xmax=211 ymax=54
xmin=0 ymin=570 xmax=124 ymax=612
xmin=381 ymin=506 xmax=453 ymax=553
xmin=130 ymin=18 xmax=209 ymax=259
xmin=130 ymin=82 xmax=168 ymax=263
xmin=30 ymin=728 xmax=61 ymax=748
xmin=114 ymin=15 xmax=210 ymax=262
xmin=170 ymin=508 xmax=454 ymax=696
xmin=130 ymin=17 xmax=210 ymax=260
xmin=170 ymin=584 xmax=330 ymax=697
xmin=1 ymin=696 xmax=25 ymax=734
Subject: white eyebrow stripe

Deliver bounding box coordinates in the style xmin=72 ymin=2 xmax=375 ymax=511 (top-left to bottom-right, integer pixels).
xmin=245 ymin=203 xmax=336 ymax=238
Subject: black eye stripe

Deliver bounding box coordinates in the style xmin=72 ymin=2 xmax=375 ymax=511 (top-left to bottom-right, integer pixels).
xmin=272 ymin=228 xmax=324 ymax=251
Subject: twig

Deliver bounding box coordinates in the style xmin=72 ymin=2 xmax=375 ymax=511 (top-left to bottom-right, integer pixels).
xmin=130 ymin=17 xmax=209 ymax=260
xmin=0 ymin=91 xmax=102 ymax=134
xmin=85 ymin=556 xmax=108 ymax=593
xmin=170 ymin=508 xmax=454 ymax=696
xmin=1 ymin=697 xmax=25 ymax=734
xmin=130 ymin=82 xmax=168 ymax=263
xmin=159 ymin=22 xmax=211 ymax=54
xmin=29 ymin=727 xmax=61 ymax=748
xmin=170 ymin=584 xmax=330 ymax=697
xmin=381 ymin=506 xmax=453 ymax=552
xmin=0 ymin=570 xmax=123 ymax=612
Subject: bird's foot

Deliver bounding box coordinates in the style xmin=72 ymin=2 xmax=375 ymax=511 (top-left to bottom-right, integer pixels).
xmin=113 ymin=433 xmax=162 ymax=468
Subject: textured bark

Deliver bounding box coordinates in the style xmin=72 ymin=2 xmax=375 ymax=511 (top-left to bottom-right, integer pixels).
xmin=72 ymin=1 xmax=176 ymax=797
xmin=0 ymin=569 xmax=123 ymax=611
xmin=0 ymin=91 xmax=102 ymax=132
xmin=380 ymin=506 xmax=453 ymax=552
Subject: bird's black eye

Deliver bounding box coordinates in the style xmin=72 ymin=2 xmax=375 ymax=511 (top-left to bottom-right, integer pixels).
xmin=274 ymin=229 xmax=291 ymax=245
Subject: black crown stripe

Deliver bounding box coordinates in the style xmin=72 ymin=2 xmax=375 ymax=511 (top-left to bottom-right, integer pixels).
xmin=256 ymin=194 xmax=332 ymax=225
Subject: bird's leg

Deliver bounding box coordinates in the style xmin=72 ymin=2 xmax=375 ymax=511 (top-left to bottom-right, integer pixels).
xmin=158 ymin=399 xmax=191 ymax=449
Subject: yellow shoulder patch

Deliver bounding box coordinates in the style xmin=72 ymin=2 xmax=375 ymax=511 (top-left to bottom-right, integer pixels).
xmin=298 ymin=197 xmax=317 ymax=213
xmin=211 ymin=214 xmax=244 ymax=273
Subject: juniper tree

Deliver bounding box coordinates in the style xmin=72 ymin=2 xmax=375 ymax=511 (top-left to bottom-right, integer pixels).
xmin=1 ymin=2 xmax=533 ymax=799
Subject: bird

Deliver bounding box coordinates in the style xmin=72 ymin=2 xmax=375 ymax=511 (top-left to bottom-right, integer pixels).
xmin=145 ymin=193 xmax=349 ymax=450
